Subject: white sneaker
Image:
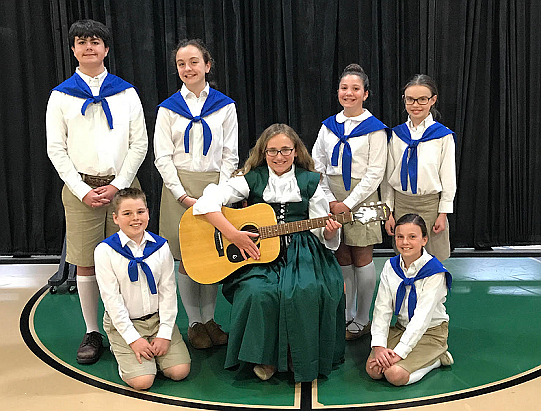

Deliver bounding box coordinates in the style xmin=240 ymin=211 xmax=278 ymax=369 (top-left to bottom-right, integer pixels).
xmin=440 ymin=351 xmax=454 ymax=366
xmin=253 ymin=364 xmax=276 ymax=381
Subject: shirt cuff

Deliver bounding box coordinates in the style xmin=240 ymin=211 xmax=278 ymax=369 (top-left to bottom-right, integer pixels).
xmin=438 ymin=201 xmax=454 ymax=214
xmin=393 ymin=341 xmax=412 ymax=359
xmin=72 ymin=181 xmax=93 ymax=202
xmin=111 ymin=175 xmax=130 ymax=191
xmin=170 ymin=186 xmax=186 ymax=201
xmin=323 ymin=228 xmax=340 ymax=251
xmin=371 ymin=335 xmax=388 ymax=348
xmin=343 ymin=196 xmax=358 ymax=211
xmin=156 ymin=324 xmax=173 ymax=340
xmin=122 ymin=325 xmax=142 ymax=346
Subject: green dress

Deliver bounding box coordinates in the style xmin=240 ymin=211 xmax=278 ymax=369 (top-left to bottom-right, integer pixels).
xmin=222 ymin=166 xmax=345 ymax=382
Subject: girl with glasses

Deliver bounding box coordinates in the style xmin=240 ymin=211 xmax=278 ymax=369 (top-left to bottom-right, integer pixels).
xmin=381 ymin=74 xmax=456 ymax=262
xmin=192 ymin=123 xmax=345 ymax=382
xmin=312 ymin=64 xmax=389 ymax=342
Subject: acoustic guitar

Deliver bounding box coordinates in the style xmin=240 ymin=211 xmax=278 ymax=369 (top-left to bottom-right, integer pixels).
xmin=179 ymin=202 xmax=390 ymax=284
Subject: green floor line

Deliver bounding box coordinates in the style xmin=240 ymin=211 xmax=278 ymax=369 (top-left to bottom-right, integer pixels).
xmin=32 ymin=257 xmax=541 ymax=407
xmin=316 ymin=257 xmax=541 ymax=406
xmin=33 ymin=283 xmax=296 ymax=407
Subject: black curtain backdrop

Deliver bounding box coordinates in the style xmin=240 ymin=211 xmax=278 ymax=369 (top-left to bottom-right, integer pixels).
xmin=1 ymin=0 xmax=540 ymax=255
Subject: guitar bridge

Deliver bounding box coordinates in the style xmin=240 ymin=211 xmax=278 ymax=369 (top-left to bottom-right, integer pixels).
xmin=214 ymin=228 xmax=225 ymax=257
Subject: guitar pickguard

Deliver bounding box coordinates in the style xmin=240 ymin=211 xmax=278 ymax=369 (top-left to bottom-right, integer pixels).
xmin=225 ymin=224 xmax=260 ymax=263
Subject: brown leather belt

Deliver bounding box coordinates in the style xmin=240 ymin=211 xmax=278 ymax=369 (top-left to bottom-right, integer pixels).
xmin=80 ymin=173 xmax=115 ymax=187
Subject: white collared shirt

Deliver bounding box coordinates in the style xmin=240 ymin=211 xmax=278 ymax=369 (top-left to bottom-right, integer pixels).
xmin=193 ymin=164 xmax=340 ymax=250
xmin=154 ymin=83 xmax=239 ymax=200
xmin=312 ymin=109 xmax=387 ymax=210
xmin=46 ymin=68 xmax=148 ymax=201
xmin=370 ymin=249 xmax=449 ymax=359
xmin=94 ymin=230 xmax=177 ymax=345
xmin=381 ymin=113 xmax=456 ymax=213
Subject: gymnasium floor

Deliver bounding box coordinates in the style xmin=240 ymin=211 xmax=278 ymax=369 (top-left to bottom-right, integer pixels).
xmin=2 ymin=255 xmax=541 ymax=410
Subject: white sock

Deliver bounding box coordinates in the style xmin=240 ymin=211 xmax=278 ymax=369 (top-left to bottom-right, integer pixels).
xmin=406 ymin=358 xmax=441 ymax=385
xmin=200 ymin=283 xmax=218 ymax=323
xmin=177 ymin=273 xmax=203 ymax=326
xmin=342 ymin=264 xmax=356 ymax=323
xmin=77 ymin=275 xmax=100 ymax=333
xmin=353 ymin=262 xmax=376 ymax=326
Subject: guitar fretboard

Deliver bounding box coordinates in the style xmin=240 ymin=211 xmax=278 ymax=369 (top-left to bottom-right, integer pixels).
xmin=258 ymin=213 xmax=353 ymax=239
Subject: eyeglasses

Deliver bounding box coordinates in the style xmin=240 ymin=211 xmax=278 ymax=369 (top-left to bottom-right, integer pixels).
xmin=403 ymin=95 xmax=433 ymax=105
xmin=265 ymin=148 xmax=294 ymax=157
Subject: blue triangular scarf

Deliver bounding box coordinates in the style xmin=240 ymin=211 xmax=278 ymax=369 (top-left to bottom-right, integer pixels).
xmin=102 ymin=232 xmax=167 ymax=294
xmin=392 ymin=122 xmax=455 ymax=194
xmin=322 ymin=115 xmax=390 ymax=190
xmin=390 ymin=255 xmax=452 ymax=320
xmin=157 ymin=88 xmax=235 ymax=156
xmin=52 ymin=73 xmax=134 ymax=129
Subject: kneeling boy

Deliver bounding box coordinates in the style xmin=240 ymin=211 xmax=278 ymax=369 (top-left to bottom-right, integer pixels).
xmin=95 ymin=188 xmax=190 ymax=390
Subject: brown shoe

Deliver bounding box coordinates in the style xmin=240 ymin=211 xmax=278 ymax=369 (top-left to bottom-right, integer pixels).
xmin=204 ymin=319 xmax=228 ymax=346
xmin=76 ymin=331 xmax=104 ymax=364
xmin=188 ymin=322 xmax=213 ymax=349
xmin=345 ymin=321 xmax=371 ymax=341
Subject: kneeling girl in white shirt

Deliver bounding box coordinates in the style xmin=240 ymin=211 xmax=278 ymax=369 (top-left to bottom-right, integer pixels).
xmin=366 ymin=213 xmax=453 ymax=386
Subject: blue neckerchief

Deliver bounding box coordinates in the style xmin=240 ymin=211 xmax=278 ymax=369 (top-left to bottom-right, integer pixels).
xmin=390 ymin=254 xmax=452 ymax=320
xmin=102 ymin=232 xmax=167 ymax=294
xmin=392 ymin=122 xmax=455 ymax=194
xmin=322 ymin=115 xmax=390 ymax=190
xmin=52 ymin=73 xmax=134 ymax=129
xmin=157 ymin=88 xmax=235 ymax=156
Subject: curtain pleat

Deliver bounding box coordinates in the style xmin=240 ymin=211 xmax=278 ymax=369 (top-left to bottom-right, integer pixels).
xmin=1 ymin=0 xmax=540 ymax=254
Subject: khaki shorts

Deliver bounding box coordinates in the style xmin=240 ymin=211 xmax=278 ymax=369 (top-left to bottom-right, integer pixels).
xmin=159 ymin=169 xmax=219 ymax=260
xmin=370 ymin=321 xmax=448 ymax=374
xmin=328 ymin=175 xmax=383 ymax=247
xmin=393 ymin=191 xmax=450 ymax=261
xmin=103 ymin=312 xmax=191 ymax=380
xmin=62 ymin=178 xmax=141 ymax=267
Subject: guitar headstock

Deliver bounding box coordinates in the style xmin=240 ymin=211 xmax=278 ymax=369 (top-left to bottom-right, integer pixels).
xmin=351 ymin=202 xmax=390 ymax=225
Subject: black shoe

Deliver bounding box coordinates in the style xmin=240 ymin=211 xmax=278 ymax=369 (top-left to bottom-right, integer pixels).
xmin=76 ymin=332 xmax=104 ymax=364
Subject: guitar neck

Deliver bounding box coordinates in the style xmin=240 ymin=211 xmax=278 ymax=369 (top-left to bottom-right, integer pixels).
xmin=258 ymin=213 xmax=353 ymax=239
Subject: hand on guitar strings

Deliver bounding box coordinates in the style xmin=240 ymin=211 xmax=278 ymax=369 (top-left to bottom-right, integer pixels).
xmin=228 ymin=229 xmax=261 ymax=261
xmin=323 ymin=214 xmax=342 ymax=240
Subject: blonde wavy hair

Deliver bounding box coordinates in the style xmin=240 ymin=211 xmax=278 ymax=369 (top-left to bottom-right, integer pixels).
xmin=233 ymin=124 xmax=315 ymax=176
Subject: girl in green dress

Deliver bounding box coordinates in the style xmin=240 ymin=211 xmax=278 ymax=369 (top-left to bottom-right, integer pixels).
xmin=192 ymin=124 xmax=345 ymax=382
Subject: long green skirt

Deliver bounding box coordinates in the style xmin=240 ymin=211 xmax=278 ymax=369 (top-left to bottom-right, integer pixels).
xmin=222 ymin=231 xmax=345 ymax=382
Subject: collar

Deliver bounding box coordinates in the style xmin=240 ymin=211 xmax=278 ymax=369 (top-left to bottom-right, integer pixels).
xmin=76 ymin=67 xmax=108 ymax=86
xmin=407 ymin=113 xmax=435 ymax=131
xmin=336 ymin=109 xmax=372 ymax=124
xmin=117 ymin=230 xmax=155 ymax=248
xmin=267 ymin=163 xmax=296 ymax=180
xmin=181 ymin=82 xmax=210 ymax=100
xmin=400 ymin=248 xmax=432 ymax=274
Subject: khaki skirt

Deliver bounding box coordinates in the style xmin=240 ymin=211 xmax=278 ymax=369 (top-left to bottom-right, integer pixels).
xmin=328 ymin=175 xmax=383 ymax=247
xmin=369 ymin=321 xmax=449 ymax=374
xmin=159 ymin=169 xmax=219 ymax=260
xmin=393 ymin=191 xmax=450 ymax=261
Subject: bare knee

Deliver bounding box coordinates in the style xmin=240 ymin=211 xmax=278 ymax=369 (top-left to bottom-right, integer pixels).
xmin=125 ymin=374 xmax=155 ymax=390
xmin=384 ymin=365 xmax=409 ymax=386
xmin=163 ymin=363 xmax=190 ymax=381
xmin=351 ymin=246 xmax=373 ymax=267
xmin=336 ymin=244 xmax=353 ymax=266
xmin=365 ymin=360 xmax=384 ymax=380
xmin=77 ymin=266 xmax=95 ymax=276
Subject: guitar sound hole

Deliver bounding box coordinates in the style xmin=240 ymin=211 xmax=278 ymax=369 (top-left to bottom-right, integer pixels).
xmin=241 ymin=224 xmax=260 ymax=245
